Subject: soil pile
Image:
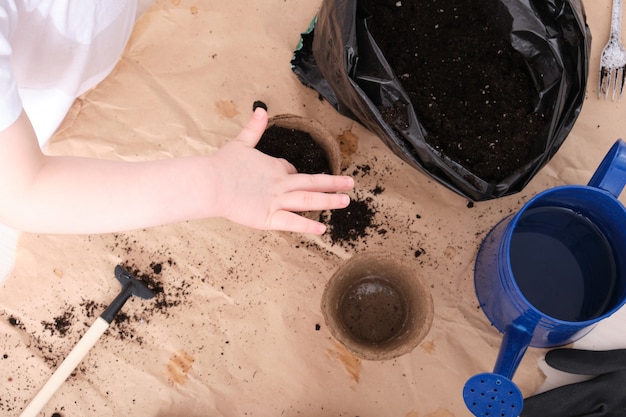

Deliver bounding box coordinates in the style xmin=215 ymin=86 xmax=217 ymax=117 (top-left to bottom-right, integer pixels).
xmin=360 ymin=0 xmax=550 ymax=182
xmin=256 ymin=126 xmax=332 ymax=175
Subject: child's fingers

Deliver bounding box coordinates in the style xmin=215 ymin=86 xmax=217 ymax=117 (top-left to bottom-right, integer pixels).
xmin=278 ymin=191 xmax=350 ymax=213
xmin=233 ymin=108 xmax=268 ymax=148
xmin=278 ymin=158 xmax=297 ymax=175
xmin=269 ymin=210 xmax=327 ymax=235
xmin=282 ymin=173 xmax=355 ymax=193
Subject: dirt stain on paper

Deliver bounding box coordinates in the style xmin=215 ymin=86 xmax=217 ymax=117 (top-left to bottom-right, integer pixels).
xmin=420 ymin=340 xmax=436 ymax=354
xmin=443 ymin=246 xmax=458 ymax=259
xmin=215 ymin=100 xmax=240 ymax=119
xmin=167 ymin=350 xmax=195 ymax=386
xmin=424 ymin=408 xmax=455 ymax=417
xmin=337 ymin=129 xmax=359 ymax=170
xmin=327 ymin=341 xmax=361 ymax=383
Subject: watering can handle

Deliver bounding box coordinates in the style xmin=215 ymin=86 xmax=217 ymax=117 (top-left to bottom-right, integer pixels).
xmin=493 ymin=322 xmax=533 ymax=379
xmin=587 ymin=139 xmax=626 ymax=197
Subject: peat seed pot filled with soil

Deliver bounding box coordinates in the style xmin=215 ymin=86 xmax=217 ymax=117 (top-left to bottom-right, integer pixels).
xmin=292 ymin=0 xmax=590 ymax=200
xmin=256 ymin=114 xmax=342 ymax=220
xmin=321 ymin=251 xmax=434 ymax=360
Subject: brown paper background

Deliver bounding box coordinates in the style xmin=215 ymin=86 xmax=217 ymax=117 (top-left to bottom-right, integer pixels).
xmin=1 ymin=1 xmax=625 ymax=416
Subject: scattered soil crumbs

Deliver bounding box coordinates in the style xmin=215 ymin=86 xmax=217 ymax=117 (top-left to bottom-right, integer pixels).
xmin=101 ymin=259 xmax=192 ymax=343
xmin=316 ymin=161 xmax=424 ymax=260
xmin=309 ymin=162 xmax=381 ymax=248
xmin=42 ymin=307 xmax=75 ymax=337
xmin=107 ymin=234 xmax=193 ymax=316
xmin=256 ymin=125 xmax=332 ymax=174
xmin=8 ymin=316 xmax=25 ymax=331
xmin=0 ymin=233 xmax=202 ymax=401
xmin=36 ymin=258 xmax=191 ymax=350
xmin=252 ymin=100 xmax=268 ymax=111
xmin=359 ymin=0 xmax=551 ymax=182
xmin=326 ymin=196 xmax=378 ymax=246
xmin=122 ymin=261 xmax=191 ymax=314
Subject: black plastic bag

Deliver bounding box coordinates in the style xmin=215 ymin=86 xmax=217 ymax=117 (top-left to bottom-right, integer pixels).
xmin=291 ymin=0 xmax=591 ymax=201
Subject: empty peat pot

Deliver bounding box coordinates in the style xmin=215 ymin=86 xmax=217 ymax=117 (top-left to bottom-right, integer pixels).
xmin=321 ymin=251 xmax=434 ymax=360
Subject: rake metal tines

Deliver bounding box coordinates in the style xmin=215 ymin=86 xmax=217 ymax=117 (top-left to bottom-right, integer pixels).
xmin=599 ymin=0 xmax=626 ymax=101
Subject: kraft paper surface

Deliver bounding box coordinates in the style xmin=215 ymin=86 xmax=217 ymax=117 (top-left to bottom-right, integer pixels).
xmin=1 ymin=1 xmax=625 ymax=416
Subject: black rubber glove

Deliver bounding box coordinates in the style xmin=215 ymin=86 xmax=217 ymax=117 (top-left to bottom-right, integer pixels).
xmin=521 ymin=348 xmax=626 ymax=417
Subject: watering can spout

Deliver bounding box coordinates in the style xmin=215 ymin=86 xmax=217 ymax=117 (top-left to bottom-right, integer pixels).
xmin=462 ymin=321 xmax=532 ymax=417
xmin=493 ymin=321 xmax=534 ymax=379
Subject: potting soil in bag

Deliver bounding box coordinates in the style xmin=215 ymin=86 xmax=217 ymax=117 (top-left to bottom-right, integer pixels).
xmin=291 ymin=0 xmax=591 ymax=201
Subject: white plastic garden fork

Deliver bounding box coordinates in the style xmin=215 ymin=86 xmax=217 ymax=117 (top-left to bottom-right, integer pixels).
xmin=599 ymin=0 xmax=626 ymax=100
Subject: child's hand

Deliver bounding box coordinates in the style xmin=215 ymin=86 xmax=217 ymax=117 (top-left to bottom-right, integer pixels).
xmin=207 ymin=108 xmax=354 ymax=234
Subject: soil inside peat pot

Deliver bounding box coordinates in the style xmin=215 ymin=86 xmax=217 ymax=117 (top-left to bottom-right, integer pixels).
xmin=359 ymin=0 xmax=551 ymax=182
xmin=256 ymin=125 xmax=332 ymax=175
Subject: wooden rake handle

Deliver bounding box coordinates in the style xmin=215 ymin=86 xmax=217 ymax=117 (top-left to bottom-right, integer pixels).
xmin=19 ymin=317 xmax=110 ymax=417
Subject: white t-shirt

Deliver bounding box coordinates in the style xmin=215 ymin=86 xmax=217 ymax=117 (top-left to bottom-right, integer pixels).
xmin=0 ymin=0 xmax=137 ymax=146
xmin=0 ymin=1 xmax=140 ymax=282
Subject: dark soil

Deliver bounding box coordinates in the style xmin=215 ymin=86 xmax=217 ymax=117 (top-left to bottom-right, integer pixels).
xmin=18 ymin=252 xmax=191 ymax=375
xmin=42 ymin=308 xmax=75 ymax=337
xmin=327 ymin=196 xmax=378 ymax=244
xmin=256 ymin=126 xmax=332 ymax=175
xmin=359 ymin=0 xmax=551 ymax=182
xmin=254 ymin=113 xmax=380 ymax=244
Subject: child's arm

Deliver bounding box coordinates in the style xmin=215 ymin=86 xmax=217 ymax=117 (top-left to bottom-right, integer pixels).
xmin=0 ymin=108 xmax=353 ymax=235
